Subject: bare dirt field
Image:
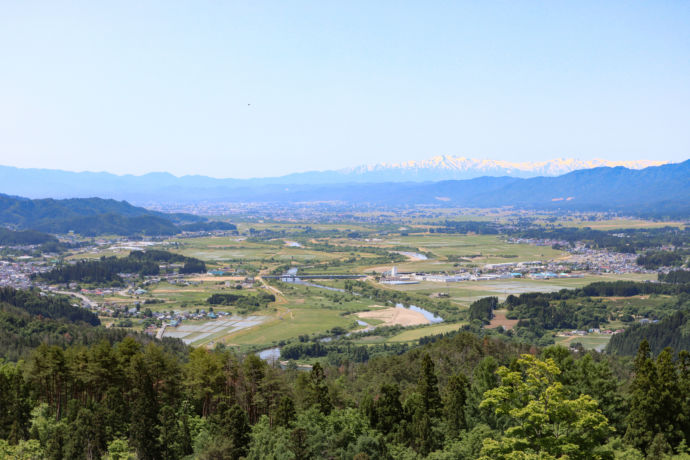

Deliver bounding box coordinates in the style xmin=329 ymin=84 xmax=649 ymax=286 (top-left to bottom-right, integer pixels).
xmin=357 ymin=306 xmax=430 ymax=327
xmin=486 ymin=310 xmax=519 ymax=330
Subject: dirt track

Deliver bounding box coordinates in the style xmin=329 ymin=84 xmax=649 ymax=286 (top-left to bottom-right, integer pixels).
xmin=357 ymin=306 xmax=430 ymax=327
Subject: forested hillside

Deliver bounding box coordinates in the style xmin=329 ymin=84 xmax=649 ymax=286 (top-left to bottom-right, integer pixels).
xmin=0 ymin=194 xmax=234 ymax=236
xmin=0 ymin=287 xmax=188 ymax=362
xmin=2 ymin=283 xmax=690 ymax=459
xmin=607 ymin=311 xmax=690 ymax=355
xmin=35 ymin=250 xmax=207 ymax=286
xmin=0 ymin=228 xmax=57 ymax=245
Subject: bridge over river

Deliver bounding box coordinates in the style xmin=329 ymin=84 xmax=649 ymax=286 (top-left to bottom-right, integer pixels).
xmin=263 ymin=274 xmax=367 ymax=280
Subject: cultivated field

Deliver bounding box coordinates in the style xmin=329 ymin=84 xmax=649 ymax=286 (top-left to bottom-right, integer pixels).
xmin=486 ymin=310 xmax=519 ymax=330
xmin=356 ymin=306 xmax=430 ymax=327
xmin=386 ymin=322 xmax=468 ymax=342
xmin=163 ymin=316 xmax=267 ymax=346
xmin=71 ymin=217 xmax=666 ymax=358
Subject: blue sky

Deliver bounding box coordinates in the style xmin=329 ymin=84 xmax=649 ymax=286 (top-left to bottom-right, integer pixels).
xmin=1 ymin=1 xmax=688 ymax=178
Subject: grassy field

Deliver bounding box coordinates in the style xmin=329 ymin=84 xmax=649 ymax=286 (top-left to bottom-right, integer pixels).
xmin=358 ymin=234 xmax=566 ymax=272
xmin=386 ymin=322 xmax=468 ymax=342
xmin=69 ymin=221 xmax=667 ymax=352
xmin=375 ymin=273 xmax=655 ymax=307
xmin=554 ymin=334 xmax=611 ymax=351
xmin=559 ymin=219 xmax=685 ymax=230
xmin=171 ymin=237 xmax=345 ymax=264
xmin=220 ymin=307 xmax=353 ymax=346
xmin=233 ymin=222 xmax=374 ymax=233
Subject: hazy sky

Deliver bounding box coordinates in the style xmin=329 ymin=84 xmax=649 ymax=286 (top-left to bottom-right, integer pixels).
xmin=1 ymin=1 xmax=688 ymax=178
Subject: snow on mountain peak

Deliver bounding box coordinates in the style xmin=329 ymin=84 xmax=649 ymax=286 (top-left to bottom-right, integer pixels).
xmin=341 ymin=156 xmax=668 ymax=181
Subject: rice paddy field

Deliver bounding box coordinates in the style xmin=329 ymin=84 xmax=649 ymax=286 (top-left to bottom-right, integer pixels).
xmin=74 ymin=217 xmax=667 ymax=354
xmin=374 ymin=273 xmax=655 ymax=307
xmin=171 ymin=237 xmax=345 ymax=264
xmin=218 ymin=308 xmax=353 ymax=346
xmin=558 ymin=219 xmax=685 ymax=230
xmin=360 ymin=233 xmax=567 ymax=272
xmin=163 ymin=316 xmax=268 ymax=346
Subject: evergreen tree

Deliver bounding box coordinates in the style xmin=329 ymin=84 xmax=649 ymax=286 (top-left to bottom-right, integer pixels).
xmin=204 ymin=402 xmax=250 ymax=460
xmin=274 ymin=396 xmax=296 ymax=428
xmin=305 ymin=362 xmax=332 ymax=415
xmin=418 ymin=353 xmax=442 ymax=418
xmin=466 ymin=356 xmax=500 ymax=429
xmin=655 ymin=348 xmax=683 ymax=447
xmin=625 ymin=340 xmax=658 ymax=451
xmin=290 ymin=427 xmax=310 ymax=460
xmin=445 ymin=373 xmax=469 ymax=437
xmin=128 ymin=355 xmax=161 ymax=460
xmin=0 ymin=362 xmax=31 ymax=442
xmin=679 ymin=351 xmax=690 ymax=445
xmin=375 ymin=384 xmax=404 ymax=435
xmin=412 ymin=353 xmax=443 ymax=455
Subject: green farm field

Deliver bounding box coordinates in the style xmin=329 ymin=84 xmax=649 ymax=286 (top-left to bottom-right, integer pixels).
xmin=221 ymin=307 xmax=353 ymax=347
xmin=386 ymin=322 xmax=468 ymax=342
xmin=554 ymin=334 xmax=611 ymax=351
xmin=359 ymin=234 xmax=567 ymax=272
xmin=376 ymin=273 xmax=655 ymax=306
xmin=558 ymin=218 xmax=686 ymax=230
xmin=171 ymin=237 xmax=345 ymax=264
xmin=67 ymin=221 xmax=664 ymax=353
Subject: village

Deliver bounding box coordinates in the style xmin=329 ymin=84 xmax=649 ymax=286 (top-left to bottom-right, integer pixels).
xmin=379 ymin=238 xmax=649 ymax=285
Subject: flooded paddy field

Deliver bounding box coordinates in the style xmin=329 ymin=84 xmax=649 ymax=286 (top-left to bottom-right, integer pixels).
xmin=163 ymin=316 xmax=267 ymax=345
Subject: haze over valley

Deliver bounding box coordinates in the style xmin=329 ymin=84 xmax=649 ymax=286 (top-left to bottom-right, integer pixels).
xmin=1 ymin=2 xmax=689 ymax=459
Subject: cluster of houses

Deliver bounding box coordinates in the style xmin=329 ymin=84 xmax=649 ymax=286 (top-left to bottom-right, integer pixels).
xmin=0 ymin=258 xmax=52 ymax=289
xmin=379 ymin=235 xmax=655 ymax=286
xmin=380 ymin=261 xmax=586 ymax=285
xmin=509 ymin=237 xmax=649 ymax=275
xmin=557 ymin=328 xmax=625 ymax=337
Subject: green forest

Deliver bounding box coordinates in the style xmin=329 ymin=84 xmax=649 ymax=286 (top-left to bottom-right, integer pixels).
xmin=2 ymin=285 xmax=690 ymax=459
xmin=35 ymin=250 xmax=207 ymax=286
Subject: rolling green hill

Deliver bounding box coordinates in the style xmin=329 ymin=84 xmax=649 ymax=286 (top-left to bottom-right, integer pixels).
xmin=0 ymin=194 xmax=235 ymax=236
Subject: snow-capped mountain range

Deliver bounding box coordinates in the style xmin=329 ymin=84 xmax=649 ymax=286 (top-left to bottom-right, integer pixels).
xmin=0 ymin=156 xmax=674 ymax=204
xmin=338 ymin=156 xmax=666 ymax=181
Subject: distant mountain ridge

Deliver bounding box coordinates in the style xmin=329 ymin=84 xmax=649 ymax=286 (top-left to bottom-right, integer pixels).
xmin=340 ymin=156 xmax=666 ymax=181
xmin=0 ymin=159 xmax=687 ymax=218
xmin=0 ymin=157 xmax=667 ymax=203
xmin=231 ymin=161 xmax=689 ymax=217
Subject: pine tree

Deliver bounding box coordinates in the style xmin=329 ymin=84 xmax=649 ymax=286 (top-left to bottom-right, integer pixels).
xmin=679 ymin=351 xmax=690 ymax=447
xmin=225 ymin=404 xmax=251 ymax=460
xmin=625 ymin=340 xmax=658 ymax=452
xmin=413 ymin=353 xmax=442 ymax=455
xmin=128 ymin=355 xmax=161 ymax=460
xmin=466 ymin=356 xmax=500 ymax=429
xmin=655 ymin=348 xmax=683 ymax=447
xmin=306 ymin=362 xmax=332 ymax=415
xmin=445 ymin=373 xmax=469 ymax=437
xmin=274 ymin=396 xmax=296 ymax=428
xmin=418 ymin=354 xmax=442 ymax=417
xmin=375 ymin=384 xmax=404 ymax=435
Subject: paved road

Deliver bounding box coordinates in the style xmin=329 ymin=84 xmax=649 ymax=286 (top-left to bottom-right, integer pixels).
xmin=54 ymin=290 xmax=98 ymax=309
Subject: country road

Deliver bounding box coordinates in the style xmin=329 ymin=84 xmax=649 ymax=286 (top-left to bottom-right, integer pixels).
xmin=54 ymin=290 xmax=99 ymax=309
